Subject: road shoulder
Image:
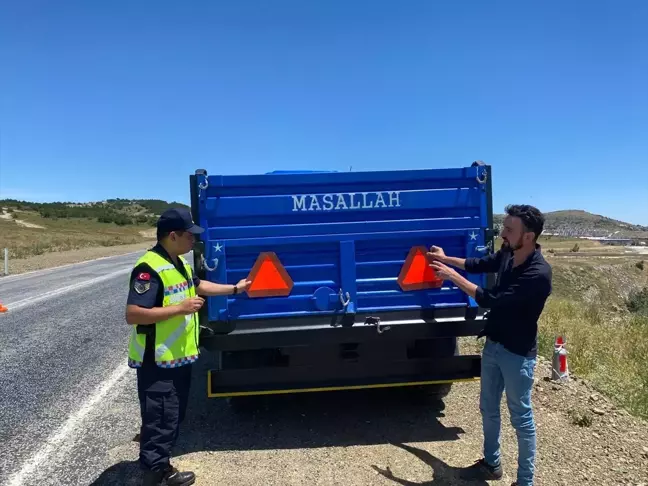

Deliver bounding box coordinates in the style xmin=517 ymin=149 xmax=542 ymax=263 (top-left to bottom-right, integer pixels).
xmin=1 ymin=241 xmax=155 ymax=276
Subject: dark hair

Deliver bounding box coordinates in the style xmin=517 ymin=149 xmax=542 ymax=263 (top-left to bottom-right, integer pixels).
xmin=505 ymin=204 xmax=545 ymax=240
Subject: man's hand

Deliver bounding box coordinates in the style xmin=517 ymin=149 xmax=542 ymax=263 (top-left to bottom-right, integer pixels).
xmin=197 ymin=279 xmax=251 ymax=297
xmin=235 ymin=279 xmax=252 ymax=292
xmin=427 ymin=246 xmax=468 ymax=271
xmin=427 ymin=245 xmax=447 ymax=263
xmin=430 ymin=261 xmax=478 ymax=298
xmin=430 ymin=261 xmax=461 ymax=281
xmin=177 ymin=296 xmax=205 ymax=315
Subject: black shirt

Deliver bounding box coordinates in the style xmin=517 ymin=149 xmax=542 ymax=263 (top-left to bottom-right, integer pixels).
xmin=127 ymin=244 xmax=200 ymax=361
xmin=465 ymin=245 xmax=552 ymax=357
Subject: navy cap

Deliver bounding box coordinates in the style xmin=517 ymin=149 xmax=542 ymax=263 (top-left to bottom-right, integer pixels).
xmin=157 ymin=207 xmax=204 ymax=234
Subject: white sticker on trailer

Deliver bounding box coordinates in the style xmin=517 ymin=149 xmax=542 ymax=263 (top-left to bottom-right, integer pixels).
xmin=291 ymin=191 xmax=401 ymax=212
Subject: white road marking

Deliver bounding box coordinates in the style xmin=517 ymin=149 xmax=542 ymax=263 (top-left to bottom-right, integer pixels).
xmin=7 ymin=364 xmax=130 ymax=486
xmin=0 ymin=250 xmax=145 ymax=282
xmin=3 ymin=268 xmax=132 ymax=310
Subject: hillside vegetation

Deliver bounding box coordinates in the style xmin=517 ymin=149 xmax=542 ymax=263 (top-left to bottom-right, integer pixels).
xmin=0 ymin=198 xmax=189 ymax=226
xmin=0 ymin=198 xmax=188 ymax=260
xmin=495 ymin=210 xmax=648 ymax=238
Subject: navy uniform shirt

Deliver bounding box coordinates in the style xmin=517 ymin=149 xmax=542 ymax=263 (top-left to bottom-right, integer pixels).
xmin=127 ymin=244 xmax=200 ymax=361
xmin=465 ymin=245 xmax=552 ymax=357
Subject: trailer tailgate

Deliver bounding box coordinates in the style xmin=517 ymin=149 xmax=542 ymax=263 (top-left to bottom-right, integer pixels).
xmin=191 ymin=164 xmax=493 ymax=329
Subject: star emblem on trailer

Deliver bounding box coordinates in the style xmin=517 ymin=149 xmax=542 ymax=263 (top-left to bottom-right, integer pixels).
xmin=214 ymin=243 xmax=223 ymax=253
xmin=469 ymin=232 xmax=478 ymax=241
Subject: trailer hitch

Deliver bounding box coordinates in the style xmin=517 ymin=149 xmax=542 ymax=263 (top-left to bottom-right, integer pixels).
xmin=364 ymin=316 xmax=390 ymax=334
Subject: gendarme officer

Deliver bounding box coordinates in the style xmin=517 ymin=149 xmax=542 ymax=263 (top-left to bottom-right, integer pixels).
xmin=125 ymin=207 xmax=250 ymax=486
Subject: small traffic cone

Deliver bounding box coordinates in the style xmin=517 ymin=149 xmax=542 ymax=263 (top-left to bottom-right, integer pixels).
xmin=551 ymin=335 xmax=569 ymax=382
xmin=0 ymin=302 xmax=7 ymax=313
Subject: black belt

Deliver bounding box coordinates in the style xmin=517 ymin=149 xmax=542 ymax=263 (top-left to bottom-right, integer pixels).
xmin=136 ymin=324 xmax=154 ymax=335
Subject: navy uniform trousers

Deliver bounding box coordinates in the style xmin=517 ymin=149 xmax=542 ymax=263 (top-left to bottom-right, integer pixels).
xmin=137 ymin=348 xmax=193 ymax=472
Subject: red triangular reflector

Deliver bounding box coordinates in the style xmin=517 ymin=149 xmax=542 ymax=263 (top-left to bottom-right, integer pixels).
xmin=246 ymin=252 xmax=294 ymax=298
xmin=397 ymin=246 xmax=443 ymax=291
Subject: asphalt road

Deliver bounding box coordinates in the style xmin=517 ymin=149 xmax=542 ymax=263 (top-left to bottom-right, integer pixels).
xmin=3 ymin=251 xmax=646 ymax=486
xmin=0 ymin=252 xmax=148 ymax=486
xmin=0 ymin=250 xmax=456 ymax=486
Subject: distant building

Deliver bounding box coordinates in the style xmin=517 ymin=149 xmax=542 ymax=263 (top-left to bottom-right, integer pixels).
xmin=600 ymin=238 xmax=632 ymax=246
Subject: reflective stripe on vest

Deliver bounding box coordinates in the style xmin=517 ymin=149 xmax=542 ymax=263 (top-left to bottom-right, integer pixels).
xmin=128 ymin=327 xmax=147 ymax=368
xmin=127 ymin=251 xmax=199 ymax=369
xmin=154 ymin=314 xmax=192 ymax=360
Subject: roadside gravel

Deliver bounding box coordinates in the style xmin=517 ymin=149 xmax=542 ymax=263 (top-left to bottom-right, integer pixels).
xmin=92 ymin=356 xmax=648 ymax=486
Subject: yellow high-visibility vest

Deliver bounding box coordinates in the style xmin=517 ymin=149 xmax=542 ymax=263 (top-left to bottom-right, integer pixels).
xmin=127 ymin=251 xmax=199 ymax=368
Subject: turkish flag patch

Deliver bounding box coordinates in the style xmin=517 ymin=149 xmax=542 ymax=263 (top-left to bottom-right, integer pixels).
xmin=138 ymin=272 xmax=151 ymax=281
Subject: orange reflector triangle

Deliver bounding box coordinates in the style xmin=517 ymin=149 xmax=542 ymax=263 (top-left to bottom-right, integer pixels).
xmin=397 ymin=246 xmax=443 ymax=291
xmin=246 ymin=252 xmax=294 ymax=298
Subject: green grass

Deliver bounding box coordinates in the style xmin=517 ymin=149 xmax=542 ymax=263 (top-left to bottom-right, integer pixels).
xmin=538 ymin=299 xmax=648 ymax=418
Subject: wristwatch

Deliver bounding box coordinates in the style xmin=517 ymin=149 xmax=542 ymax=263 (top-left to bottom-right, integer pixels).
xmin=232 ymin=285 xmax=238 ymax=295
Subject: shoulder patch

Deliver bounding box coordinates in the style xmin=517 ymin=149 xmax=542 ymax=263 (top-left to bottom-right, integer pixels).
xmin=137 ymin=272 xmax=151 ymax=281
xmin=134 ymin=281 xmax=151 ymax=294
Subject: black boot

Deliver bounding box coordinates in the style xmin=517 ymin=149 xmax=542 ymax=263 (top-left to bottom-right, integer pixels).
xmin=142 ymin=466 xmax=195 ymax=486
xmin=162 ymin=466 xmax=196 ymax=486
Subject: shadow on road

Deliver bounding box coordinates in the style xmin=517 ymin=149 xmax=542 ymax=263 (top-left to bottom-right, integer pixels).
xmin=89 ymin=460 xmax=141 ymax=486
xmin=93 ymin=361 xmax=470 ymax=485
xmin=372 ymin=443 xmax=489 ymax=485
xmin=173 ymin=360 xmax=466 ymax=454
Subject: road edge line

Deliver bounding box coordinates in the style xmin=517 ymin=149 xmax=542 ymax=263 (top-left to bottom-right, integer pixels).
xmin=7 ymin=364 xmax=130 ymax=486
xmin=4 ymin=268 xmax=132 ymax=310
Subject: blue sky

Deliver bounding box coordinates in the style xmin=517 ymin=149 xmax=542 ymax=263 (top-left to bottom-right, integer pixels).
xmin=1 ymin=0 xmax=647 ymax=224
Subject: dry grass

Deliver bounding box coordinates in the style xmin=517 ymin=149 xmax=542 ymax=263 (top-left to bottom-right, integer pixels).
xmin=538 ymin=299 xmax=648 ymax=418
xmin=535 ymin=237 xmax=648 ymax=419
xmin=0 ymin=211 xmax=154 ymax=260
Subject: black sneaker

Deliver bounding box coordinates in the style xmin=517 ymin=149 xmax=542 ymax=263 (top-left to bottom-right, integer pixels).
xmin=458 ymin=458 xmax=503 ymax=481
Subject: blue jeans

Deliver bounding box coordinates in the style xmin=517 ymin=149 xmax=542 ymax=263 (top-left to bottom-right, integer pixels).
xmin=480 ymin=338 xmax=537 ymax=486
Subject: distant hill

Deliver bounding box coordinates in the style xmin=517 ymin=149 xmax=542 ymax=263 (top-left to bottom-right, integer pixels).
xmin=0 ymin=198 xmax=189 ymax=227
xmin=2 ymin=198 xmax=645 ymax=237
xmin=495 ymin=210 xmax=648 ymax=238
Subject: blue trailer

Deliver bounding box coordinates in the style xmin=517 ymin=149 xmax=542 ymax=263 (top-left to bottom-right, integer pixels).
xmin=189 ymin=161 xmax=494 ymax=401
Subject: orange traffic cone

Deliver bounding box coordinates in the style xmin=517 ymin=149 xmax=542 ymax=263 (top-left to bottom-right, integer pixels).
xmin=0 ymin=302 xmax=7 ymax=313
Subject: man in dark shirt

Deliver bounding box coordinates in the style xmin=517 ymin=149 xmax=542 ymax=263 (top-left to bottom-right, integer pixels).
xmin=428 ymin=204 xmax=552 ymax=486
